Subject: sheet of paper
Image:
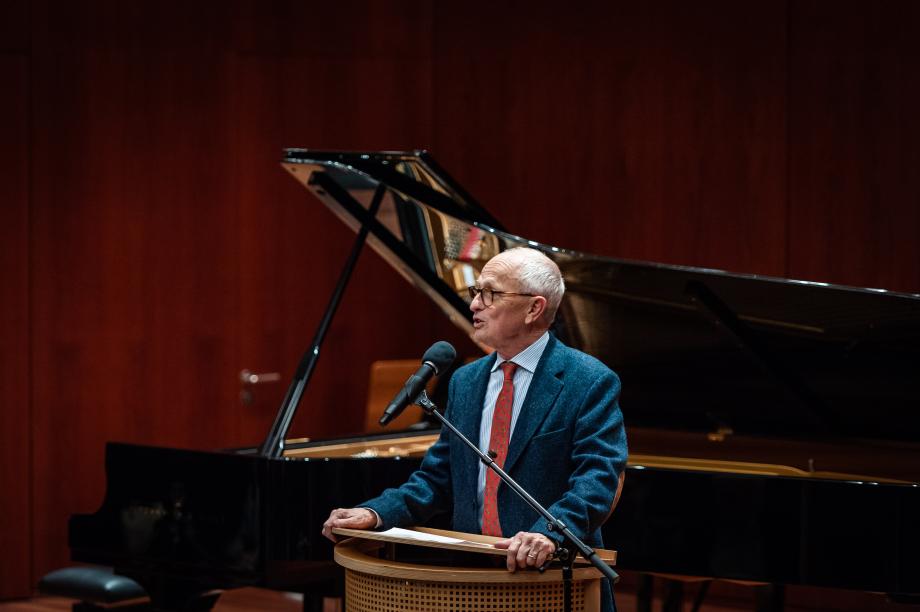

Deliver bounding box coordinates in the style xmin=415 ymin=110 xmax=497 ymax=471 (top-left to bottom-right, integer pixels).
xmin=380 ymin=527 xmax=490 ymax=547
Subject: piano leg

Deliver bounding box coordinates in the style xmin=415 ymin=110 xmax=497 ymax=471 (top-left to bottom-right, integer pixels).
xmin=636 ymin=574 xmax=717 ymax=612
xmin=690 ymin=580 xmax=711 ymax=612
xmin=661 ymin=579 xmax=683 ymax=612
xmin=635 ymin=574 xmax=684 ymax=612
xmin=302 ymin=574 xmax=344 ymax=612
xmin=634 ymin=574 xmax=784 ymax=612
xmin=753 ymin=583 xmax=785 ymax=612
xmin=129 ymin=575 xmax=221 ymax=611
xmin=302 ymin=595 xmax=337 ymax=612
xmin=636 ymin=573 xmax=653 ymax=612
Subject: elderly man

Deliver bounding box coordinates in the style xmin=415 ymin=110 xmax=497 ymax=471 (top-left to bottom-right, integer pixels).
xmin=323 ymin=247 xmax=627 ymax=609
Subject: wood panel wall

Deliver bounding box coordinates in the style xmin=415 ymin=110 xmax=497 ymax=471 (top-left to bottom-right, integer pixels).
xmin=431 ymin=1 xmax=791 ymax=277
xmin=0 ymin=47 xmax=32 ymax=607
xmin=787 ymin=0 xmax=920 ymax=291
xmin=0 ymin=0 xmax=32 ymax=599
xmin=1 ymin=0 xmax=918 ymax=598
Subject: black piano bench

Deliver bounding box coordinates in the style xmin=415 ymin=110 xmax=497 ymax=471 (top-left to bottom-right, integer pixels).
xmin=38 ymin=567 xmax=150 ymax=611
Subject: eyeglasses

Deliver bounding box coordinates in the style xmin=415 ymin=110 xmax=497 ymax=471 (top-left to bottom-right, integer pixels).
xmin=468 ymin=286 xmax=535 ymax=306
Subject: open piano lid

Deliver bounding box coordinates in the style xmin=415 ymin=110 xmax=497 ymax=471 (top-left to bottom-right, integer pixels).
xmin=282 ymin=149 xmax=920 ymax=446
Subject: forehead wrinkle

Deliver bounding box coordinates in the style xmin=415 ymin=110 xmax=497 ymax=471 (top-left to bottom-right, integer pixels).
xmin=480 ymin=257 xmax=520 ymax=290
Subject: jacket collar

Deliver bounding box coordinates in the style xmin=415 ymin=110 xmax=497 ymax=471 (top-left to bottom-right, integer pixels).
xmin=455 ymin=334 xmax=565 ymax=477
xmin=504 ymin=334 xmax=564 ymax=472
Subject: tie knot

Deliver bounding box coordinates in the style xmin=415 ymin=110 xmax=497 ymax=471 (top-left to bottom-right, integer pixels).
xmin=500 ymin=361 xmax=517 ymax=381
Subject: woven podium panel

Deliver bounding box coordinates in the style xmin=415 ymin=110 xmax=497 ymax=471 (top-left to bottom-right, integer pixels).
xmin=345 ymin=569 xmax=589 ymax=611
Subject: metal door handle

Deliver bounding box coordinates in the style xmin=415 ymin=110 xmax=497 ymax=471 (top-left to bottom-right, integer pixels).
xmin=240 ymin=370 xmax=282 ymax=385
xmin=239 ymin=370 xmax=282 ymax=407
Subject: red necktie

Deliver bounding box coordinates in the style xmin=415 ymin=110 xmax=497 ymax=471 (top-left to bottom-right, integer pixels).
xmin=481 ymin=361 xmax=518 ymax=536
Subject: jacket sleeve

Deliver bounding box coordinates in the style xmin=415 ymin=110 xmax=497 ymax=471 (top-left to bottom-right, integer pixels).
xmin=528 ymin=369 xmax=627 ymax=546
xmin=359 ymin=378 xmax=459 ymax=529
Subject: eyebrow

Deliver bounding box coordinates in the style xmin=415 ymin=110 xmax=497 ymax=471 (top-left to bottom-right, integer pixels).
xmin=478 ymin=282 xmax=504 ymax=290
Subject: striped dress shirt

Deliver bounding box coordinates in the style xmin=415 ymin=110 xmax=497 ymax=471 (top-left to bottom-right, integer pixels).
xmin=476 ymin=331 xmax=551 ymax=524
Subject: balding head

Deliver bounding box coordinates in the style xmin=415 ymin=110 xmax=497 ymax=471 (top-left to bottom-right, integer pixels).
xmin=470 ymin=247 xmax=566 ymax=357
xmin=489 ymin=247 xmax=565 ymax=325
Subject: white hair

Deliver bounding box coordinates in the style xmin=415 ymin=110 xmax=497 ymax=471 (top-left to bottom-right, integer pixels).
xmin=501 ymin=247 xmax=565 ymax=323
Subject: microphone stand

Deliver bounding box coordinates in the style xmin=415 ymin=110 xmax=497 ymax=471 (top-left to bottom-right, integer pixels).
xmin=414 ymin=391 xmax=618 ymax=612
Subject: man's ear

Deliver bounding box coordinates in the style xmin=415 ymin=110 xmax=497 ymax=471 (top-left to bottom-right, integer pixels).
xmin=525 ymin=296 xmax=548 ymax=324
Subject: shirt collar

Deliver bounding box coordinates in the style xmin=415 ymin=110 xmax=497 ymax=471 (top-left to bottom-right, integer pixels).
xmin=490 ymin=331 xmax=550 ymax=374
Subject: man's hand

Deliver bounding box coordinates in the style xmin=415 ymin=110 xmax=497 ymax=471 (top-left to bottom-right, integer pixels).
xmin=493 ymin=531 xmax=556 ymax=572
xmin=321 ymin=508 xmax=377 ymax=542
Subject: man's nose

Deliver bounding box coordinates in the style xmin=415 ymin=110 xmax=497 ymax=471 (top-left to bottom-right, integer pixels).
xmin=470 ymin=293 xmax=483 ymax=312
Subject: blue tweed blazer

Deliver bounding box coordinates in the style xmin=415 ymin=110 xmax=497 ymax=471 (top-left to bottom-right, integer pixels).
xmin=364 ymin=334 xmax=628 ymax=549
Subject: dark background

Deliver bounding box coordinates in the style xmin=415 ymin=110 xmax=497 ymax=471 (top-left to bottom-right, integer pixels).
xmin=2 ymin=0 xmax=918 ymax=599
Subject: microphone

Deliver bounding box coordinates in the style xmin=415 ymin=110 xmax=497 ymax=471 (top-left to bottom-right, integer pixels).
xmin=379 ymin=341 xmax=456 ymax=426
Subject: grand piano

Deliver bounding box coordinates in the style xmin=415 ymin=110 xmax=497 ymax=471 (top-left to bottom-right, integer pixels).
xmin=69 ymin=150 xmax=920 ymax=610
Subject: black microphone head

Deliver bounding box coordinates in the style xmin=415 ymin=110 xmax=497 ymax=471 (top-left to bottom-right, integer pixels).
xmin=422 ymin=341 xmax=456 ymax=374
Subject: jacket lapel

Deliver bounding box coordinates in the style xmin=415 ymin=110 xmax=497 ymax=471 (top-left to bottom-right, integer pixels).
xmin=503 ymin=335 xmax=564 ymax=474
xmin=453 ymin=354 xmax=496 ymax=495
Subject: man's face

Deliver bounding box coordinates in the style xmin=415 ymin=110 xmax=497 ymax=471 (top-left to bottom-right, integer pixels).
xmin=470 ymin=256 xmax=533 ymax=355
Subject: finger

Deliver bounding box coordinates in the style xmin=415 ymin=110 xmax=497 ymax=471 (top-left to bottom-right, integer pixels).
xmin=337 ymin=510 xmax=375 ymax=530
xmin=334 ymin=514 xmax=361 ymax=526
xmin=321 ymin=513 xmax=336 ymax=539
xmin=541 ymin=536 xmax=558 ymax=565
xmin=535 ymin=547 xmax=551 ymax=567
xmin=515 ymin=540 xmax=533 ymax=568
xmin=492 ymin=538 xmax=512 ymax=550
xmin=525 ymin=549 xmax=538 ymax=567
xmin=323 ymin=509 xmax=353 ymax=541
xmin=518 ymin=537 xmax=538 ymax=567
xmin=506 ymin=538 xmax=522 ymax=572
xmin=506 ymin=549 xmax=520 ymax=572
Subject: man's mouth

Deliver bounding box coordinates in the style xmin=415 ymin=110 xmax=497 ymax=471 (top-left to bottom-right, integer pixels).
xmin=472 ymin=317 xmax=484 ymax=328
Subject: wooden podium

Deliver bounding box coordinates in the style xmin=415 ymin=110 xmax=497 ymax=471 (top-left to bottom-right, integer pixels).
xmin=332 ymin=527 xmax=616 ymax=612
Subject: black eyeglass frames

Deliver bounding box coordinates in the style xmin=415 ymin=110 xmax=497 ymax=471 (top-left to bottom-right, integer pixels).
xmin=467 ymin=286 xmax=536 ymax=306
